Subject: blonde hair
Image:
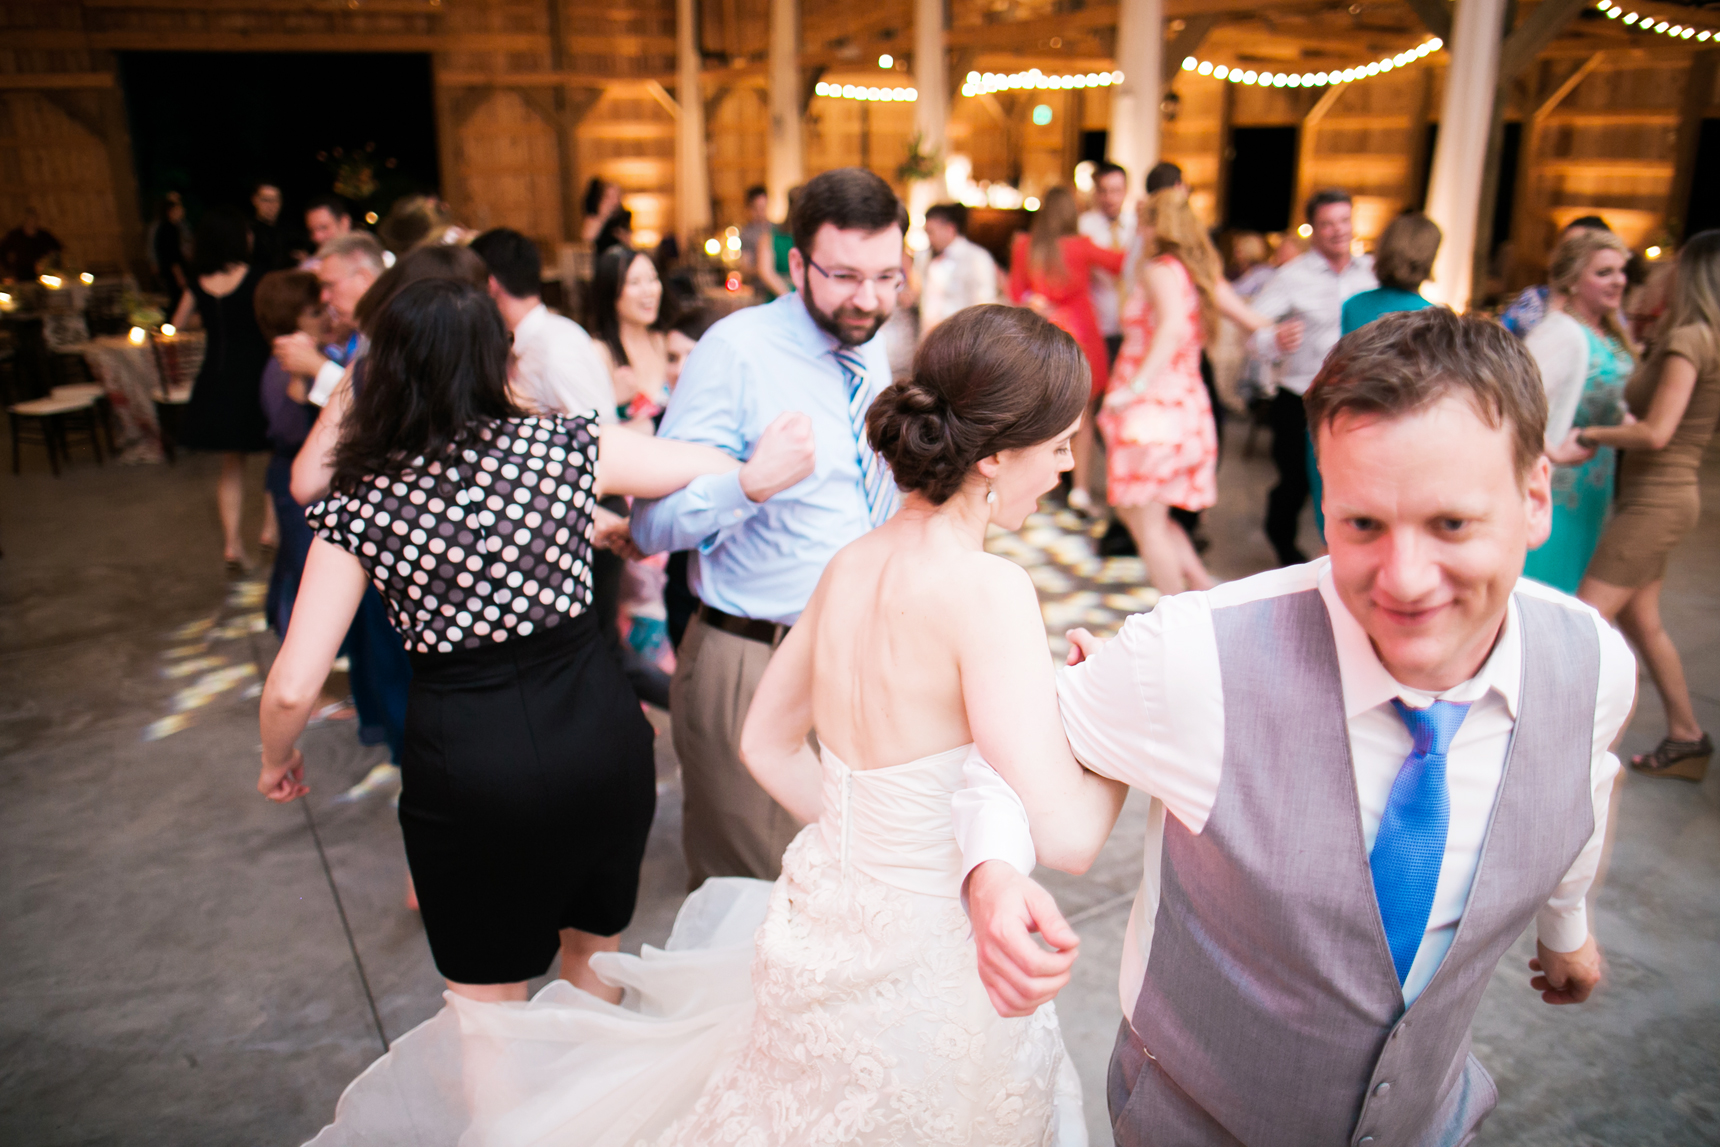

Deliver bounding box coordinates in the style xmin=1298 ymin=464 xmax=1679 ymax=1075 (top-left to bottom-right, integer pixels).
xmin=1140 ymin=188 xmax=1221 ymax=340
xmin=1373 ymin=212 xmax=1442 ymax=292
xmin=1662 ymin=230 xmax=1720 ymax=366
xmin=1028 ymin=185 xmax=1081 ymax=282
xmin=1548 ymin=228 xmax=1637 ymax=360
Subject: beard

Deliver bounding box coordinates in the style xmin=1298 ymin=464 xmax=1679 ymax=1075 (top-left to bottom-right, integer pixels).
xmin=803 ymin=286 xmax=891 ymax=348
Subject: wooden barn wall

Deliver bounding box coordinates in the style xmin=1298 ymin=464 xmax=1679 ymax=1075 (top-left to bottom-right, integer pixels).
xmin=577 ymin=85 xmax=676 ymax=246
xmin=0 ymin=2 xmax=1716 ymax=275
xmin=451 ymin=90 xmax=565 ymax=239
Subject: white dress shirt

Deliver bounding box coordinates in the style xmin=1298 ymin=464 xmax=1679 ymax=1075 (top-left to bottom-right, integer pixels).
xmin=1246 ymin=251 xmax=1378 ymax=395
xmin=954 ymin=558 xmax=1634 ymax=1019
xmin=914 ymin=236 xmax=999 ymax=334
xmin=508 ymin=302 xmax=615 ymax=423
xmin=1523 ymin=310 xmax=1592 ymax=449
xmin=1077 ymin=208 xmax=1136 ymax=338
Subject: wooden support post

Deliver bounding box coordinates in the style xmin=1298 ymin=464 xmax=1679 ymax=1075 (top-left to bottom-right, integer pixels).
xmin=1670 ymin=50 xmax=1720 ymax=241
xmin=1293 ymin=83 xmax=1349 ymax=227
xmin=675 ymin=0 xmax=713 ymax=244
xmin=1110 ymin=0 xmax=1162 ymax=187
xmin=1425 ymin=0 xmax=1509 ymax=310
xmin=1498 ymin=0 xmax=1591 ymax=79
xmin=913 ymin=0 xmax=948 ymax=167
xmin=766 ymin=0 xmax=803 ymax=218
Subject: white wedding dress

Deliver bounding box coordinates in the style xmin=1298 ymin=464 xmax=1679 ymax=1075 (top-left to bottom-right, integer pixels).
xmin=307 ymin=743 xmax=1084 ymax=1147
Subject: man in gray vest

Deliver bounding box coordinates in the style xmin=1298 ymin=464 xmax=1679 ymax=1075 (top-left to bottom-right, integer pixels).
xmin=959 ymin=308 xmax=1636 ymax=1145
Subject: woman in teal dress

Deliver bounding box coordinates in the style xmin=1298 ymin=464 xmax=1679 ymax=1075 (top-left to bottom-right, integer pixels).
xmin=1521 ymin=228 xmax=1636 ymax=592
xmin=1309 ymin=212 xmax=1442 ymax=537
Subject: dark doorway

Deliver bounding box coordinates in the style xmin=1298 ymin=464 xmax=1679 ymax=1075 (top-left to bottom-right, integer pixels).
xmin=119 ymin=52 xmax=439 ymax=228
xmin=1224 ymin=126 xmax=1298 ymax=233
xmin=1686 ymin=119 xmax=1720 ymax=238
xmin=1081 ymin=130 xmax=1110 ymax=167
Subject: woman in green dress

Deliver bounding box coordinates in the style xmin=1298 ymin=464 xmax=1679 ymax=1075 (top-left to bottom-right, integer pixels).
xmin=1521 ymin=228 xmax=1636 ymax=593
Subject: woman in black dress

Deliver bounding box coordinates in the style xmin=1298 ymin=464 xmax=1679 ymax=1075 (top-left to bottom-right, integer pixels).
xmin=255 ymin=278 xmax=812 ymax=1002
xmin=170 ymin=205 xmax=276 ymax=573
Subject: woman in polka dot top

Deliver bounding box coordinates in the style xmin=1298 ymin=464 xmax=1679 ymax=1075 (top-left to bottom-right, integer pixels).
xmin=255 ymin=278 xmax=815 ymax=1005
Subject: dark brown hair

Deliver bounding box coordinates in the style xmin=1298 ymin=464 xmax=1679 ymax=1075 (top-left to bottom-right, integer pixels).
xmin=867 ymin=304 xmax=1089 ymax=504
xmin=331 ymin=278 xmax=519 ymax=495
xmin=352 ymin=243 xmax=489 ymax=336
xmin=1304 ymin=307 xmax=1547 ymax=478
xmin=1373 ymin=212 xmax=1442 ymax=292
xmin=253 ymin=269 xmax=321 ymax=339
xmin=790 ymin=167 xmax=905 ymax=257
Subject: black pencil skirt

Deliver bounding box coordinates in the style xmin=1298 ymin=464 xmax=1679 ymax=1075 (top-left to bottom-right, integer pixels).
xmin=399 ymin=610 xmax=656 ymax=985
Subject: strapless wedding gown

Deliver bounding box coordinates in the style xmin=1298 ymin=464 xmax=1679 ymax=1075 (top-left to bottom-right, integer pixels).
xmin=306 ymin=744 xmax=1084 ymax=1146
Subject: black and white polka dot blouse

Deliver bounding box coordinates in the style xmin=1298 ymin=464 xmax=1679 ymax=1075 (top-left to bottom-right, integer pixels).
xmin=310 ymin=415 xmax=599 ymax=654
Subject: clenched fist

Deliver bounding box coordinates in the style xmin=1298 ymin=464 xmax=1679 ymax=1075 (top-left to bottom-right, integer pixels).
xmin=273 ymin=331 xmax=329 ymax=378
xmin=740 ymin=411 xmax=817 ymax=503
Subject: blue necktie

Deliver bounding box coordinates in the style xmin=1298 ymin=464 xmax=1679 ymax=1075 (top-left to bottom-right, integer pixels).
xmin=1370 ymin=698 xmax=1471 ymax=985
xmin=831 ymin=345 xmax=899 ymax=528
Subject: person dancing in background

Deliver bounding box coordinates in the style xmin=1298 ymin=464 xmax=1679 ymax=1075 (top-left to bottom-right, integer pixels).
xmin=630 ymin=167 xmax=899 ymax=889
xmin=170 ymin=205 xmax=277 ymax=575
xmin=1522 ymin=228 xmax=1637 ymax=593
xmin=1009 ymin=185 xmax=1126 ymax=516
xmin=589 ymin=244 xmax=672 ymax=428
xmin=1099 ymin=188 xmax=1277 ymax=595
xmin=1577 ymin=230 xmax=1720 ymax=781
xmin=257 ymin=278 xmax=810 ymax=1008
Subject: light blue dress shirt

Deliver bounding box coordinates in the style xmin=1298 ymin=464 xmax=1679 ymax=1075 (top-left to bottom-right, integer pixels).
xmin=631 ymin=292 xmax=893 ymax=625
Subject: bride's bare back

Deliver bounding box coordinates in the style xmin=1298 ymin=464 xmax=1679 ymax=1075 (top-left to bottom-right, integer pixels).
xmin=805 ymin=516 xmax=1023 ymax=771
xmin=738 ymin=303 xmax=1126 ymax=870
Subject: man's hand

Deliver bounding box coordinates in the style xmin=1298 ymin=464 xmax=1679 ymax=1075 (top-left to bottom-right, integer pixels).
xmin=740 ymin=411 xmax=817 ymax=503
xmin=967 ymin=860 xmax=1080 ymax=1017
xmin=590 ymin=505 xmax=645 ymax=561
xmin=1274 ymin=318 xmax=1305 ymax=355
xmin=1529 ymin=935 xmax=1603 ymax=1004
xmin=274 ymin=332 xmax=330 ymax=378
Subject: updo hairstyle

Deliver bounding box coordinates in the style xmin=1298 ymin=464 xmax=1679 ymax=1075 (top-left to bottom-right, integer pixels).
xmin=867 ymin=304 xmax=1089 ymax=505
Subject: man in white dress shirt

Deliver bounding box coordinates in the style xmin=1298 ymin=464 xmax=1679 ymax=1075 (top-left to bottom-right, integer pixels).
xmin=1247 ymin=187 xmax=1378 ymax=564
xmin=962 ymin=308 xmax=1633 ymax=1146
xmin=913 ymin=203 xmax=998 ymax=337
xmin=470 ymin=227 xmax=615 ymax=422
xmin=1076 ymin=161 xmax=1134 ymax=366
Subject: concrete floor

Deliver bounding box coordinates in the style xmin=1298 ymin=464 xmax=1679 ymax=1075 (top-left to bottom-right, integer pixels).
xmin=1 ymin=424 xmax=1716 ymax=1146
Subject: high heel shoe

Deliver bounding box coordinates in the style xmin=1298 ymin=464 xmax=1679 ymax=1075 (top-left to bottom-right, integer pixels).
xmin=1631 ymin=732 xmax=1711 ymax=782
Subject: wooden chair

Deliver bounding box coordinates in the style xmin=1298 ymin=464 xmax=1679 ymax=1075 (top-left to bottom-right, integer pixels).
xmin=2 ymin=354 xmax=105 ymax=476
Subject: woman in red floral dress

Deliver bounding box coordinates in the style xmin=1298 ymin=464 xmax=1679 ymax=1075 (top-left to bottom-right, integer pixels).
xmin=1100 ymin=189 xmax=1273 ymax=593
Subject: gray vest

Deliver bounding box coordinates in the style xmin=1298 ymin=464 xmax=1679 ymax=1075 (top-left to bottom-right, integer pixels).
xmin=1111 ymin=590 xmax=1599 ymax=1147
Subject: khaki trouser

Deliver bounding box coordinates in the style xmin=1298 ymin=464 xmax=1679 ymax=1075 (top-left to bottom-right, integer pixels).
xmin=669 ymin=614 xmax=805 ymax=890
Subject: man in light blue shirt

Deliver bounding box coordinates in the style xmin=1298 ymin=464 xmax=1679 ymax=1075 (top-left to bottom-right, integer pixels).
xmin=633 ymin=167 xmax=907 ymax=886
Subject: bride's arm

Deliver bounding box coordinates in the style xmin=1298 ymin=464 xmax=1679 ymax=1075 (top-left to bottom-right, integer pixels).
xmin=738 ymin=601 xmax=823 ymax=824
xmin=958 ymin=561 xmax=1128 ymax=874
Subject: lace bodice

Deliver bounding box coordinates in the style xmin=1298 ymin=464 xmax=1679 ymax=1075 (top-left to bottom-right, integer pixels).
xmin=651 ymin=743 xmax=1080 ymax=1145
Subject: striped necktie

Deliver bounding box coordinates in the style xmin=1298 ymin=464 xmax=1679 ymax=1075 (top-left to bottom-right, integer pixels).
xmin=831 ymin=344 xmax=899 ymax=528
xmin=1370 ymin=698 xmax=1472 ymax=985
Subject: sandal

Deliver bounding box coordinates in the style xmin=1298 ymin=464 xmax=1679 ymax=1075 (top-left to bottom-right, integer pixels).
xmin=1631 ymin=732 xmax=1712 ymax=782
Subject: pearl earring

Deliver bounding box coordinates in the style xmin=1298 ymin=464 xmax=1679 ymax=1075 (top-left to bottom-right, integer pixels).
xmin=986 ymin=484 xmax=997 ymax=504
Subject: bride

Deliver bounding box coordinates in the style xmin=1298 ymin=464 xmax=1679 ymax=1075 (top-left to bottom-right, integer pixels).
xmin=307 ymin=304 xmax=1127 ymax=1146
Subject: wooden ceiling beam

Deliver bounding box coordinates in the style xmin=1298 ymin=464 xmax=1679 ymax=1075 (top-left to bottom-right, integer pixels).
xmin=1399 ymin=0 xmax=1452 ymax=40
xmin=1501 ymin=0 xmax=1593 ymax=77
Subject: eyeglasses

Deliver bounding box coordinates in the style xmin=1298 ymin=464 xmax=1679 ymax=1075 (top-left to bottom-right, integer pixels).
xmin=806 ymin=257 xmax=905 ymax=295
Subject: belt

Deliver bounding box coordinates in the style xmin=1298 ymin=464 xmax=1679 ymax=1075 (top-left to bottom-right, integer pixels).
xmin=697 ymin=602 xmax=790 ymax=646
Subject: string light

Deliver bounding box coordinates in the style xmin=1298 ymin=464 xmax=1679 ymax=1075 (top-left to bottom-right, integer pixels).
xmin=1178 ymin=37 xmax=1442 ymax=88
xmin=962 ymin=69 xmax=1121 ymax=97
xmin=814 ymin=81 xmax=918 ymax=102
xmin=1595 ymin=1 xmax=1715 ymax=40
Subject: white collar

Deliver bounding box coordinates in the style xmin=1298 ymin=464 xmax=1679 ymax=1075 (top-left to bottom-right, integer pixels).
xmin=512 ymin=301 xmax=549 ymax=339
xmin=1316 ymin=558 xmax=1521 ymax=719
